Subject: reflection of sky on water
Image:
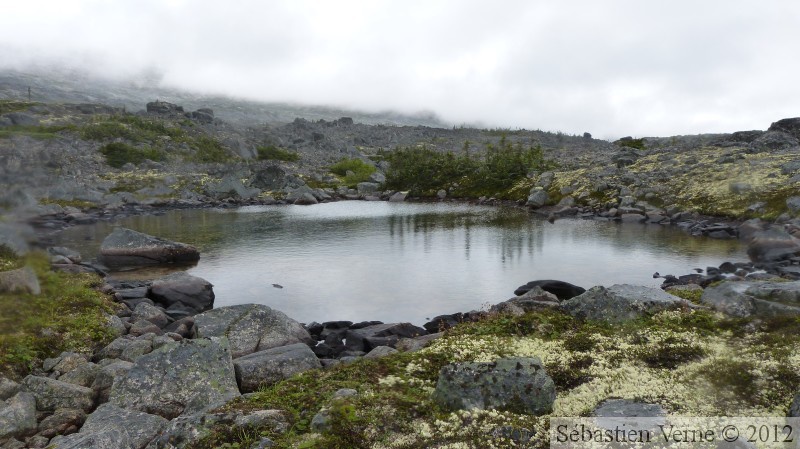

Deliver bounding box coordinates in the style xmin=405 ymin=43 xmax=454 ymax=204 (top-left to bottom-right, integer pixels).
xmin=52 ymin=202 xmax=745 ymax=325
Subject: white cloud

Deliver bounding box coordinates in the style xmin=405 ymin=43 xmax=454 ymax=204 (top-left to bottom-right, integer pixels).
xmin=1 ymin=0 xmax=799 ymax=137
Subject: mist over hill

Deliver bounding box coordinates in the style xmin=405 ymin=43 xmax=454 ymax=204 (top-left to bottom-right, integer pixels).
xmin=0 ymin=67 xmax=448 ymax=128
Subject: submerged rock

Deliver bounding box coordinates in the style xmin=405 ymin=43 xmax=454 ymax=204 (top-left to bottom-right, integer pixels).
xmin=98 ymin=228 xmax=199 ymax=269
xmin=432 ymin=357 xmax=555 ymax=415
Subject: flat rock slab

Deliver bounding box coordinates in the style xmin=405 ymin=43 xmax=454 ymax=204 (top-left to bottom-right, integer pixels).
xmin=98 ymin=227 xmax=199 ymax=269
xmin=48 ymin=404 xmax=168 ymax=449
xmin=560 ymin=284 xmax=697 ymax=323
xmin=109 ymin=338 xmax=239 ymax=419
xmin=234 ymin=343 xmax=321 ymax=393
xmin=194 ymin=304 xmax=313 ymax=358
xmin=21 ymin=376 xmax=94 ymax=412
xmin=432 ymin=357 xmax=555 ymax=415
xmin=701 ymin=280 xmax=800 ymax=317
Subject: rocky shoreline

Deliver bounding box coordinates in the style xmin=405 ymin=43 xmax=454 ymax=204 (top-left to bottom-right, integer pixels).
xmin=3 ymin=211 xmax=800 ymax=447
xmin=2 ymin=98 xmax=800 ymax=447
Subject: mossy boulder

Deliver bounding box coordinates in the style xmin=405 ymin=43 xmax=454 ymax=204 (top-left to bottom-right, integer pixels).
xmin=432 ymin=357 xmax=555 ymax=415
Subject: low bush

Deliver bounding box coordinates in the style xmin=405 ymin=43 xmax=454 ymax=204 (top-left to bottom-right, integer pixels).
xmin=256 ymin=145 xmax=300 ymax=162
xmin=100 ymin=142 xmax=165 ymax=168
xmin=330 ymin=158 xmax=376 ymax=185
xmin=193 ymin=136 xmax=232 ymax=163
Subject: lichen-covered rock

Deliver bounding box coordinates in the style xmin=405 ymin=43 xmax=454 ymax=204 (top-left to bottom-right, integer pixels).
xmin=432 ymin=357 xmax=555 ymax=415
xmin=0 ymin=378 xmax=20 ymax=401
xmin=148 ymin=272 xmax=214 ymax=317
xmin=109 ymin=338 xmax=239 ymax=419
xmin=98 ymin=227 xmax=199 ymax=269
xmin=560 ymin=284 xmax=697 ymax=323
xmin=37 ymin=408 xmax=86 ymax=439
xmin=233 ymin=343 xmax=321 ymax=393
xmin=194 ymin=304 xmax=313 ymax=358
xmin=95 ymin=337 xmax=153 ymax=362
xmin=144 ymin=409 xmax=287 ymax=449
xmin=91 ymin=359 xmax=133 ymax=404
xmin=48 ymin=404 xmax=167 ymax=449
xmin=21 ymin=376 xmax=94 ymax=412
xmin=0 ymin=392 xmax=37 ymax=440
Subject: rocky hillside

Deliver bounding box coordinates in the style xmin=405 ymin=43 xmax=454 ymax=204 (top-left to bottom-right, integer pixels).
xmin=0 ymin=68 xmax=447 ymax=128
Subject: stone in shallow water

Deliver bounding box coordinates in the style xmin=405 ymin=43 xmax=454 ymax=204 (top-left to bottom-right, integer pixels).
xmin=98 ymin=227 xmax=199 ymax=269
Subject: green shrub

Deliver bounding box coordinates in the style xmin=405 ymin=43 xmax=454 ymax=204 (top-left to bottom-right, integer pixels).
xmin=257 ymin=145 xmax=300 ymax=162
xmin=383 ymin=136 xmax=555 ymax=196
xmin=0 ymin=254 xmax=116 ymax=377
xmin=100 ymin=142 xmax=165 ymax=168
xmin=330 ymin=158 xmax=376 ymax=185
xmin=616 ymin=137 xmax=646 ymax=150
xmin=193 ymin=136 xmax=233 ymax=163
xmin=0 ymin=125 xmax=74 ymax=140
xmin=82 ymin=115 xmax=186 ymax=142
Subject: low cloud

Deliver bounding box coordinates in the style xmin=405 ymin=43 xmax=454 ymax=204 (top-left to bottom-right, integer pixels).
xmin=2 ymin=0 xmax=799 ymax=137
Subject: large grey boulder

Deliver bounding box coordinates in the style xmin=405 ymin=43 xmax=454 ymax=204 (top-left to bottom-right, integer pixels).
xmin=234 ymin=343 xmax=321 ymax=393
xmin=0 ymin=378 xmax=20 ymax=400
xmin=95 ymin=337 xmax=153 ymax=362
xmin=109 ymin=338 xmax=239 ymax=419
xmin=526 ymin=188 xmax=548 ymax=208
xmin=145 ymin=409 xmax=287 ymax=449
xmin=701 ymin=281 xmax=800 ymax=318
xmin=356 ymin=182 xmax=380 ymax=195
xmin=91 ymin=359 xmax=134 ymax=403
xmin=388 ymin=191 xmax=407 ymax=202
xmin=0 ymin=392 xmax=37 ymax=440
xmin=203 ymin=175 xmax=260 ymax=200
xmin=98 ymin=228 xmax=199 ymax=269
xmin=194 ymin=304 xmax=314 ymax=358
xmin=148 ymin=272 xmax=214 ymax=317
xmin=560 ymin=284 xmax=697 ymax=323
xmin=130 ymin=303 xmax=171 ymax=329
xmin=746 ymin=227 xmax=800 ymax=263
xmin=0 ymin=266 xmax=40 ymax=295
xmin=48 ymin=404 xmax=168 ymax=449
xmin=21 ymin=376 xmax=94 ymax=412
xmin=432 ymin=357 xmax=555 ymax=415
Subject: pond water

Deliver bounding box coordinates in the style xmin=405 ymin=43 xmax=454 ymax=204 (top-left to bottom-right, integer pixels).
xmin=52 ymin=202 xmax=745 ymax=325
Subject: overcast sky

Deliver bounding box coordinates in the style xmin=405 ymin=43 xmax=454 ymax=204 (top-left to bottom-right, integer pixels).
xmin=1 ymin=0 xmax=799 ymax=138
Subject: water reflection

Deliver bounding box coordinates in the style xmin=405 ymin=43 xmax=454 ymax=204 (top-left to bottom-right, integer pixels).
xmin=52 ymin=202 xmax=744 ymax=325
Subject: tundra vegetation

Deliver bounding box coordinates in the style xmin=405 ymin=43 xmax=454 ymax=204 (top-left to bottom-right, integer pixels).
xmin=192 ymin=308 xmax=800 ymax=448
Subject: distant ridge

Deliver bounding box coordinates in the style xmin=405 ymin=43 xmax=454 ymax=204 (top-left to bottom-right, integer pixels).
xmin=0 ymin=67 xmax=448 ymax=128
